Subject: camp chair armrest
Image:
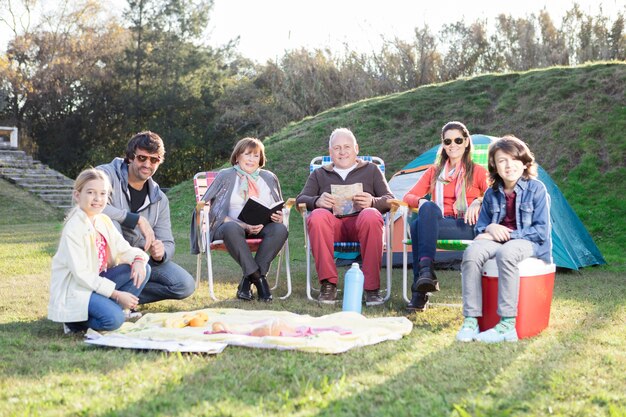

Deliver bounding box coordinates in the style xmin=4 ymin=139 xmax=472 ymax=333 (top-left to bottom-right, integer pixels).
xmin=284 ymin=198 xmax=296 ymax=210
xmin=195 ymin=201 xmax=206 ymax=232
xmin=279 ymin=198 xmax=296 ymax=228
xmin=195 ymin=200 xmax=206 ymax=214
xmin=297 ymin=202 xmax=308 ymax=217
xmin=388 ymin=199 xmax=407 ymax=215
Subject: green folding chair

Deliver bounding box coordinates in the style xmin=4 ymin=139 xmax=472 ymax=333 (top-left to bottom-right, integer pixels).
xmin=392 ymin=143 xmax=490 ymax=303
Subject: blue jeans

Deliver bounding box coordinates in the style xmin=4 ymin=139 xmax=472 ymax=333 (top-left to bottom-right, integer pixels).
xmin=138 ymin=260 xmax=195 ymax=304
xmin=66 ymin=263 xmax=151 ymax=332
xmin=410 ymin=202 xmax=476 ymax=281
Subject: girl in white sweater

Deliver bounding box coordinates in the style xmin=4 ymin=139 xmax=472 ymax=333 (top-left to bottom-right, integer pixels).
xmin=48 ymin=168 xmax=150 ymax=333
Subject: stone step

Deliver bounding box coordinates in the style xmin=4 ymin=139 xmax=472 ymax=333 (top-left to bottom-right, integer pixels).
xmin=0 ymin=161 xmax=43 ymax=169
xmin=31 ymin=189 xmax=74 ymax=196
xmin=0 ymin=149 xmax=28 ymax=158
xmin=0 ymin=154 xmax=35 ymax=162
xmin=16 ymin=181 xmax=73 ymax=187
xmin=2 ymin=168 xmax=74 ymax=183
xmin=12 ymin=179 xmax=74 ymax=187
xmin=4 ymin=169 xmax=67 ymax=176
xmin=6 ymin=179 xmax=73 ymax=189
xmin=40 ymin=195 xmax=74 ymax=204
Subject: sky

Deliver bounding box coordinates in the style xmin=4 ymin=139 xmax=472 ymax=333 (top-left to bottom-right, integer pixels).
xmin=1 ymin=0 xmax=624 ymax=62
xmin=204 ymin=0 xmax=625 ymax=63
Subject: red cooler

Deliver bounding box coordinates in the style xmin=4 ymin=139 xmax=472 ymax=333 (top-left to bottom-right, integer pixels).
xmin=478 ymin=258 xmax=556 ymax=339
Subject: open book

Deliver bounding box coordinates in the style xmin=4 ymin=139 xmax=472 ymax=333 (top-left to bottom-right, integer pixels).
xmin=238 ymin=196 xmax=285 ymax=225
xmin=331 ymin=183 xmax=363 ymax=217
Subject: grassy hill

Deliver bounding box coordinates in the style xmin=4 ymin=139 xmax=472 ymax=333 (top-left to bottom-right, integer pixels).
xmin=169 ymin=62 xmax=625 ymax=268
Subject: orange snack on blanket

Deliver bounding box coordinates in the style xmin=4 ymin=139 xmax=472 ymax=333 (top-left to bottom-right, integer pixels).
xmin=189 ymin=315 xmax=208 ymax=327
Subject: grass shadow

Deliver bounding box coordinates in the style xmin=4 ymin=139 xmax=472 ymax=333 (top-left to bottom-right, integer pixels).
xmin=302 ymin=288 xmax=626 ymax=416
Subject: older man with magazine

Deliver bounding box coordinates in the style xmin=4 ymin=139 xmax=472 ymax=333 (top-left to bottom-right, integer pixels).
xmin=296 ymin=128 xmax=393 ymax=306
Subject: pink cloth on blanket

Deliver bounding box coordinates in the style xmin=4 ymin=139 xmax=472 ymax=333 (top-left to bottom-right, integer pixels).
xmin=204 ymin=326 xmax=352 ymax=337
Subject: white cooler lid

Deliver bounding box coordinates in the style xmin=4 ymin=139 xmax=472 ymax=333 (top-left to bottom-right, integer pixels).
xmin=482 ymin=257 xmax=556 ymax=277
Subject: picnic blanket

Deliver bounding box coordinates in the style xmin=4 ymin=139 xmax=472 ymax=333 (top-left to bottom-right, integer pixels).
xmin=85 ymin=308 xmax=413 ymax=354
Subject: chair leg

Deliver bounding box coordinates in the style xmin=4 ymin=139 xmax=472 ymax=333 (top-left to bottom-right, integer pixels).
xmin=271 ymin=249 xmax=281 ymax=291
xmin=384 ymin=247 xmax=392 ymax=302
xmin=206 ymin=245 xmax=218 ymax=301
xmin=195 ymin=253 xmax=201 ymax=289
xmin=279 ymin=240 xmax=292 ymax=300
xmin=305 ymin=235 xmax=315 ymax=301
xmin=402 ymin=244 xmax=410 ymax=303
xmin=383 ymin=214 xmax=393 ymax=301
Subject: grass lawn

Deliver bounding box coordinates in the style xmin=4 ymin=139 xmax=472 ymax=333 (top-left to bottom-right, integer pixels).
xmin=1 ymin=183 xmax=625 ymax=416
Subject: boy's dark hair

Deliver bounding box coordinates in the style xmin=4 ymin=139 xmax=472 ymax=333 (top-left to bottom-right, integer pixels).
xmin=488 ymin=135 xmax=538 ymax=189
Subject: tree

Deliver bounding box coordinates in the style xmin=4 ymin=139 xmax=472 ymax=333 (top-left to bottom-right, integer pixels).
xmin=608 ymin=13 xmax=625 ymax=60
xmin=439 ymin=20 xmax=489 ymax=79
xmin=537 ymin=9 xmax=569 ymax=66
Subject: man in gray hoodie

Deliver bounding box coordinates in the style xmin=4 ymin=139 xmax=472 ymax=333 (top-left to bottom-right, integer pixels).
xmin=98 ymin=131 xmax=195 ymax=304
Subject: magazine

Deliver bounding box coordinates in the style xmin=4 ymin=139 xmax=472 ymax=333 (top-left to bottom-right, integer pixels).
xmin=238 ymin=196 xmax=285 ymax=225
xmin=331 ymin=183 xmax=363 ymax=217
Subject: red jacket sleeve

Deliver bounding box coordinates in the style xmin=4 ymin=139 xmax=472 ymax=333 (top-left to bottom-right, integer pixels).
xmin=403 ymin=166 xmax=436 ymax=208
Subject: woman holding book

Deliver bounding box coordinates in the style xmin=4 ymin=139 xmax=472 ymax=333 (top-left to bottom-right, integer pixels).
xmin=198 ymin=137 xmax=287 ymax=301
xmin=402 ymin=121 xmax=489 ymax=312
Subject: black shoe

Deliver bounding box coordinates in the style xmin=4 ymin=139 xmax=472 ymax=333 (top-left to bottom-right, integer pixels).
xmin=413 ymin=258 xmax=439 ymax=293
xmin=406 ymin=291 xmax=430 ymax=312
xmin=236 ymin=276 xmax=254 ymax=301
xmin=253 ymin=275 xmax=273 ymax=302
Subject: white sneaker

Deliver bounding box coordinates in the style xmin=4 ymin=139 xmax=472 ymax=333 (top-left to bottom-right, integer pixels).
xmin=476 ymin=326 xmax=518 ymax=343
xmin=455 ymin=318 xmax=479 ymax=342
xmin=124 ymin=309 xmax=142 ymax=320
xmin=63 ymin=323 xmax=73 ymax=334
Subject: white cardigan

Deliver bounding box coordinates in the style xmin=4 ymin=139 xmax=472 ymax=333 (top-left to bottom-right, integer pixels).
xmin=48 ymin=209 xmax=149 ymax=323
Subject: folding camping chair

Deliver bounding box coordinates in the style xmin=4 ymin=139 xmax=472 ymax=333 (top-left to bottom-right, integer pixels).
xmin=390 ymin=142 xmax=491 ymax=303
xmin=298 ymin=156 xmax=393 ymax=302
xmin=193 ymin=171 xmax=294 ymax=300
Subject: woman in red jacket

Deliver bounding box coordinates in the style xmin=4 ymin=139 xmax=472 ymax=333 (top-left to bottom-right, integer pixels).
xmin=403 ymin=121 xmax=489 ymax=312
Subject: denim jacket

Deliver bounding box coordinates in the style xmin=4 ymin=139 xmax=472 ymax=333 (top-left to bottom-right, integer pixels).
xmin=476 ymin=178 xmax=552 ymax=263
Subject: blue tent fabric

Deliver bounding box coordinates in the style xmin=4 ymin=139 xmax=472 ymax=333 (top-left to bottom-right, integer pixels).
xmin=392 ymin=134 xmax=605 ymax=270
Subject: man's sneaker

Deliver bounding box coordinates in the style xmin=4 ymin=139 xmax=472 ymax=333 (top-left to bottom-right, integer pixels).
xmin=364 ymin=289 xmax=384 ymax=306
xmin=406 ymin=291 xmax=430 ymax=312
xmin=318 ymin=280 xmax=337 ymax=305
xmin=456 ymin=317 xmax=479 ymax=342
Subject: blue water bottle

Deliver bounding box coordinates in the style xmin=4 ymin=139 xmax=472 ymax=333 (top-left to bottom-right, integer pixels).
xmin=342 ymin=263 xmax=364 ymax=313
